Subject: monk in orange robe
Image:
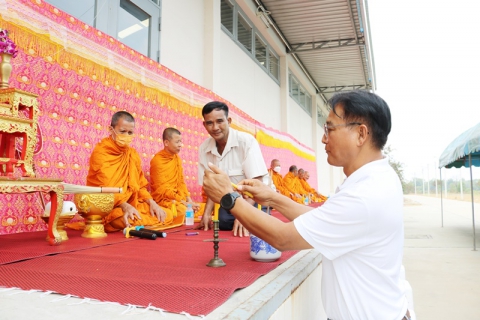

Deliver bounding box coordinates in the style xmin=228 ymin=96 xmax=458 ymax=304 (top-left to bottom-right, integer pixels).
xmin=87 ymin=111 xmax=173 ymax=232
xmin=298 ymin=168 xmax=327 ymax=203
xmin=282 ymin=165 xmax=305 ymax=204
xmin=150 ymin=127 xmax=199 ymax=224
xmin=268 ymin=159 xmax=293 ymax=198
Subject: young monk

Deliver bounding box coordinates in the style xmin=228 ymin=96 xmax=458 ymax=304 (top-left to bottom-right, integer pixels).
xmin=150 ymin=127 xmax=199 ymax=224
xmin=86 ymin=111 xmax=173 ymax=232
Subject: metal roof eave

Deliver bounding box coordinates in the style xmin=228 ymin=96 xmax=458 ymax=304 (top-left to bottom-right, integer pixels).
xmin=252 ymin=0 xmax=376 ymax=101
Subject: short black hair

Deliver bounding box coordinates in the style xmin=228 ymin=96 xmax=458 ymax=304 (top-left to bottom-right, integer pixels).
xmin=289 ymin=165 xmax=297 ymax=172
xmin=328 ymin=90 xmax=391 ymax=150
xmin=111 ymin=111 xmax=135 ymax=127
xmin=163 ymin=127 xmax=181 ymax=141
xmin=202 ymin=101 xmax=229 ymax=118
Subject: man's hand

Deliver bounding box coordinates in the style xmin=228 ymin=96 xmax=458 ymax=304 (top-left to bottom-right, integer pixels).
xmin=236 ymin=179 xmax=276 ymax=206
xmin=119 ymin=202 xmax=142 ymax=227
xmin=184 ymin=197 xmax=201 ymax=212
xmin=203 ymin=162 xmax=234 ymax=203
xmin=148 ymin=199 xmax=166 ymax=222
xmin=232 ymin=219 xmax=249 ymax=237
xmin=190 ymin=202 xmax=201 ymax=211
xmin=195 ymin=212 xmax=212 ymax=231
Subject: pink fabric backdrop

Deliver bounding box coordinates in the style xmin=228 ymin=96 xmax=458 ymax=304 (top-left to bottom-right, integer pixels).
xmin=0 ymin=0 xmax=317 ymax=235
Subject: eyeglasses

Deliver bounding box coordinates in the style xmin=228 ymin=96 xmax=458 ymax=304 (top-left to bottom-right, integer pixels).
xmin=323 ymin=122 xmax=363 ymax=140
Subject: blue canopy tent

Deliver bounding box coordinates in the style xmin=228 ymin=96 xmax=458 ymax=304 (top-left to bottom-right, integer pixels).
xmin=438 ymin=122 xmax=480 ymax=250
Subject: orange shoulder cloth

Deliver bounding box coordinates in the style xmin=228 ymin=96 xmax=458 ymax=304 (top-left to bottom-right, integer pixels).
xmin=87 ymin=137 xmax=150 ymax=207
xmin=150 ymin=149 xmax=189 ymax=205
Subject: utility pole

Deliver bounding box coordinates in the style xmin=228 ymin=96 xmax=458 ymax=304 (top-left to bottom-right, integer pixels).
xmin=460 ymin=167 xmax=464 ymax=200
xmin=422 ymin=168 xmax=425 ymax=195
xmin=444 ymin=169 xmax=448 ymax=198
xmin=414 ymin=173 xmax=417 ymax=195
xmin=427 ymin=164 xmax=430 ymax=196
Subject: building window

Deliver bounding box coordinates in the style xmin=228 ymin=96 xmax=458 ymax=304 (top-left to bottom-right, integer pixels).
xmin=118 ymin=0 xmax=151 ymax=57
xmin=45 ymin=0 xmax=96 ymax=26
xmin=289 ymin=72 xmax=312 ymax=116
xmin=221 ymin=0 xmax=234 ymax=35
xmin=317 ymin=107 xmax=327 ymax=126
xmin=269 ymin=52 xmax=279 ymax=79
xmin=220 ymin=0 xmax=279 ymax=82
xmin=45 ymin=0 xmax=161 ymax=61
xmin=255 ymin=34 xmax=267 ymax=67
xmin=237 ymin=13 xmax=252 ymax=53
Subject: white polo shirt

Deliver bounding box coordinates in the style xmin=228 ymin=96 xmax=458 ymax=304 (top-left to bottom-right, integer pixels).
xmin=198 ymin=128 xmax=267 ymax=185
xmin=294 ymin=158 xmax=407 ymax=320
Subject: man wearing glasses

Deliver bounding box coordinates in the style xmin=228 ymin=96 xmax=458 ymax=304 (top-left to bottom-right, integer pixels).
xmin=203 ymin=91 xmax=411 ymax=319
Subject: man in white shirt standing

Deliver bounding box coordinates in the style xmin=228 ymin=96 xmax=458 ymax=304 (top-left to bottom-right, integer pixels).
xmin=197 ymin=101 xmax=267 ymax=237
xmin=202 ymin=91 xmax=411 ymax=319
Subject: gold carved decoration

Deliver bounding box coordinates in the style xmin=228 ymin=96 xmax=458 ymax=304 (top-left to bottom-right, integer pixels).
xmin=0 ymin=88 xmax=39 ymax=177
xmin=74 ymin=193 xmax=114 ymax=239
xmin=0 ymin=177 xmax=64 ymax=245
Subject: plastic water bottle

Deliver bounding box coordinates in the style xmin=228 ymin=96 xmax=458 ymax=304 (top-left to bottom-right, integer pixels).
xmin=304 ymin=196 xmax=309 ymax=206
xmin=185 ymin=203 xmax=194 ymax=226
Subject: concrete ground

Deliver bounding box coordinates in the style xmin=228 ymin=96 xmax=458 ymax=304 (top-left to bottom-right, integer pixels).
xmin=1 ymin=195 xmax=480 ymax=319
xmin=403 ymin=195 xmax=480 ymax=319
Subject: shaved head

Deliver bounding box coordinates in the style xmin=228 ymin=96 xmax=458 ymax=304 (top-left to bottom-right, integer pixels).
xmin=162 ymin=127 xmax=181 ymax=142
xmin=270 ymin=159 xmax=280 ymax=169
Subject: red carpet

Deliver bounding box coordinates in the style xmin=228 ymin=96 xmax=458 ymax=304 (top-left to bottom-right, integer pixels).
xmin=0 ymin=229 xmax=136 ymax=265
xmin=0 ymin=213 xmax=299 ymax=315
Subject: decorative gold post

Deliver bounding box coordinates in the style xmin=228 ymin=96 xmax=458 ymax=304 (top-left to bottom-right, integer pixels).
xmin=205 ymin=220 xmax=226 ymax=267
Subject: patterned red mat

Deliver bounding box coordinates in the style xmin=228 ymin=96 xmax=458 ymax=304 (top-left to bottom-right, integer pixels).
xmin=0 ymin=227 xmax=296 ymax=315
xmin=0 ymin=229 xmax=138 ymax=265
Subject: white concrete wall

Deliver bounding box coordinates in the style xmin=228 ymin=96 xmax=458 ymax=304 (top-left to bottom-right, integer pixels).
xmin=269 ymin=264 xmax=326 ymax=320
xmin=287 ymin=96 xmax=313 ymax=147
xmin=160 ymin=0 xmax=205 ymax=86
xmin=218 ymin=31 xmax=282 ymax=129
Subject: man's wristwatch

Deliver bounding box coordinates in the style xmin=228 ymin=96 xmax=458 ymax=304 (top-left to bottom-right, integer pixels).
xmin=220 ymin=192 xmax=241 ymax=211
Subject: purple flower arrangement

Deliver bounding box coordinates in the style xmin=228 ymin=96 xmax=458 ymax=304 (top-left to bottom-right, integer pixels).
xmin=0 ymin=29 xmax=18 ymax=58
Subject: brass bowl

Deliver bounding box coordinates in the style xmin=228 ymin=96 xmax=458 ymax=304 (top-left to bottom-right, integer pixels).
xmin=74 ymin=193 xmax=115 ymax=239
xmin=41 ymin=214 xmax=75 ymax=241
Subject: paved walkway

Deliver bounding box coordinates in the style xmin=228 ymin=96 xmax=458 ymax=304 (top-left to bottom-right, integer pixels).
xmin=403 ymin=195 xmax=480 ymax=319
xmin=1 ymin=195 xmax=480 ymax=319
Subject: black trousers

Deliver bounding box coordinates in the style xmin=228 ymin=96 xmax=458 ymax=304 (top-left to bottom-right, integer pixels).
xmin=218 ymin=203 xmax=268 ymax=230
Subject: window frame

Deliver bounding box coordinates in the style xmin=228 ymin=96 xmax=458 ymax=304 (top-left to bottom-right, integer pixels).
xmin=289 ymin=71 xmax=312 ymax=116
xmin=45 ymin=0 xmax=161 ymax=62
xmin=220 ymin=0 xmax=280 ymax=84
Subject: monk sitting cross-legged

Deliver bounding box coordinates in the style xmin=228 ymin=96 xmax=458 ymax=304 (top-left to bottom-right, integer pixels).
xmin=150 ymin=127 xmax=200 ymax=226
xmin=298 ymin=168 xmax=327 ymax=203
xmin=86 ymin=111 xmax=173 ymax=232
xmin=283 ymin=165 xmax=305 ymax=204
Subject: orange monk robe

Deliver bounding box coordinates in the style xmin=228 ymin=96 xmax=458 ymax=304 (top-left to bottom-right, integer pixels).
xmin=87 ymin=137 xmax=173 ymax=232
xmin=300 ymin=178 xmax=327 ymax=202
xmin=150 ymin=149 xmax=188 ymax=223
xmin=269 ymin=170 xmax=291 ymax=198
xmin=282 ymin=172 xmax=304 ymax=204
xmin=295 ymin=176 xmax=310 ymax=195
